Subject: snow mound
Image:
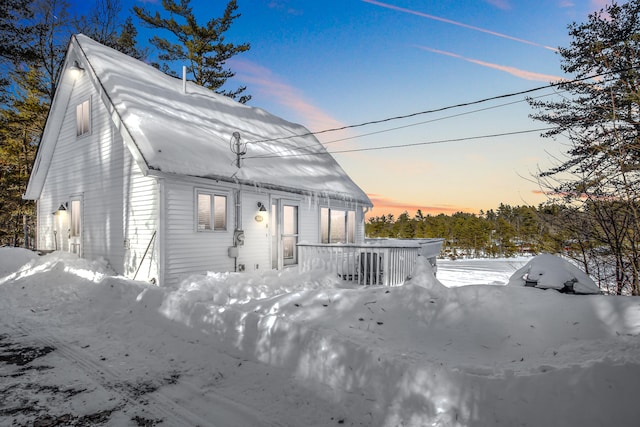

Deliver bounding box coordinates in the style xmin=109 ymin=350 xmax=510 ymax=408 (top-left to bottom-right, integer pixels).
xmin=0 ymin=247 xmax=39 ymax=277
xmin=508 ymin=253 xmax=600 ymax=294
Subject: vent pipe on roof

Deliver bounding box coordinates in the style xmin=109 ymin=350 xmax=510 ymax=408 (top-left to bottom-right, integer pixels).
xmin=182 ymin=65 xmax=187 ymax=94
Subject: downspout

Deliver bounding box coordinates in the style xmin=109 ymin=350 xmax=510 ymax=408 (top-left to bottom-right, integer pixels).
xmin=228 ymin=132 xmax=246 ymax=272
xmin=228 ymin=179 xmax=244 ymax=272
xmin=234 ymin=184 xmax=243 ymax=272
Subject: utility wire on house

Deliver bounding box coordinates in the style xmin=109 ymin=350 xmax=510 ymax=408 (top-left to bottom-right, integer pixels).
xmin=244 ymin=65 xmax=640 ymax=146
xmin=245 ymin=127 xmax=556 ymax=160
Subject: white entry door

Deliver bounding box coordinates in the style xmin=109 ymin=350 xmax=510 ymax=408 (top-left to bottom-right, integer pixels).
xmin=270 ymin=200 xmax=299 ymax=269
xmin=69 ymin=197 xmax=82 ymax=255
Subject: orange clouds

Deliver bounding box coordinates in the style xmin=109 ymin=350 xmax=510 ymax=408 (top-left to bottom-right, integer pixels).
xmin=366 ymin=194 xmax=470 ymax=219
xmin=415 ymin=46 xmax=563 ymax=82
xmin=230 ymin=58 xmax=346 ymax=133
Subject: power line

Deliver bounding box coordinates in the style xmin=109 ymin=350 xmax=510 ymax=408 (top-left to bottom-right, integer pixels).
xmin=318 ymin=91 xmax=559 ymax=147
xmin=245 ymin=127 xmax=555 ymax=160
xmin=244 ymin=92 xmax=559 ymax=159
xmin=245 ymin=66 xmax=640 ymax=145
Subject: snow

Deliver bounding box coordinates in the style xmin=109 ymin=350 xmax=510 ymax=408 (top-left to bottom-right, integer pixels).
xmin=2 ymin=249 xmax=640 ymax=426
xmin=71 ymin=34 xmax=370 ymax=205
xmin=508 ymin=253 xmax=601 ymax=294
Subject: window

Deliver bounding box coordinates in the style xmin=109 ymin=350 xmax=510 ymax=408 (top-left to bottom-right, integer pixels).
xmin=197 ymin=192 xmax=227 ymax=231
xmin=76 ymin=99 xmax=90 ymax=137
xmin=321 ymin=208 xmax=356 ymax=244
xmin=70 ymin=199 xmax=81 ymax=237
xmin=282 ymin=204 xmax=298 ymax=266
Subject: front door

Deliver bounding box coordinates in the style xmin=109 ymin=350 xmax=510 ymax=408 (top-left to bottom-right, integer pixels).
xmin=270 ymin=200 xmax=299 ymax=269
xmin=69 ymin=197 xmax=82 ymax=256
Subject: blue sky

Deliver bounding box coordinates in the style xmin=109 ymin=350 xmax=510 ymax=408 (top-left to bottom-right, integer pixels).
xmin=127 ymin=0 xmax=610 ymax=218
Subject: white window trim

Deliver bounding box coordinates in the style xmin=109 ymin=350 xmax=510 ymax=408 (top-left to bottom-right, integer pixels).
xmin=195 ymin=188 xmax=228 ymax=232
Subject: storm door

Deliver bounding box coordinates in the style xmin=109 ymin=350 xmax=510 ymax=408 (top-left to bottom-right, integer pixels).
xmin=69 ymin=197 xmax=82 ymax=255
xmin=270 ymin=200 xmax=299 ymax=269
xmin=282 ymin=204 xmax=298 ymax=266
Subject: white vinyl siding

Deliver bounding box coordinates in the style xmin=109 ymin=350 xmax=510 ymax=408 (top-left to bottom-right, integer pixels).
xmin=164 ymin=179 xmax=234 ymax=287
xmin=237 ymin=192 xmax=270 ymax=272
xmin=37 ymin=71 xmax=159 ymax=283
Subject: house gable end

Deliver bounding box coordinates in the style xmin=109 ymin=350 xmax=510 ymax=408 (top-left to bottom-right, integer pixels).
xmin=24 ymin=35 xmax=149 ymax=201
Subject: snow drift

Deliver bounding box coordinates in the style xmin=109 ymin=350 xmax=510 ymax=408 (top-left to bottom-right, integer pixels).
xmin=2 ymin=250 xmax=640 ymax=426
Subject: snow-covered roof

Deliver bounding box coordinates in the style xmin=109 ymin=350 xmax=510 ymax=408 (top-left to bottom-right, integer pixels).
xmin=26 ymin=34 xmax=371 ymax=205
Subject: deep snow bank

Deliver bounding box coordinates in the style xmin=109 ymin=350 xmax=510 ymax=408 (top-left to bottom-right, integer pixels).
xmin=150 ymin=256 xmax=640 ymax=426
xmin=0 ymin=247 xmax=39 ymax=276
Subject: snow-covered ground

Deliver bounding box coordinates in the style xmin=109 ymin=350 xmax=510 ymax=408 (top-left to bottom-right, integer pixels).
xmin=1 ymin=248 xmax=640 ymax=426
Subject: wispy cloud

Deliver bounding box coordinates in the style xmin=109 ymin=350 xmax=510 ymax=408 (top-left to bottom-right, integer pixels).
xmin=415 ymin=46 xmax=563 ymax=82
xmin=268 ymin=1 xmax=304 ymax=16
xmin=230 ymin=59 xmax=346 ymax=133
xmin=485 ymin=0 xmax=511 ymax=10
xmin=362 ymin=0 xmax=558 ymax=52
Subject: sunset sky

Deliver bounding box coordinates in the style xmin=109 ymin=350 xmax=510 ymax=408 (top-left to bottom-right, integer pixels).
xmin=124 ymin=0 xmax=612 ymax=218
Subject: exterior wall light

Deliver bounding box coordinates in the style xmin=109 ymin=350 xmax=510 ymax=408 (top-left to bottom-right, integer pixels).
xmin=68 ymin=60 xmax=84 ymax=78
xmin=52 ymin=203 xmax=68 ymax=215
xmin=255 ymin=202 xmax=268 ymax=222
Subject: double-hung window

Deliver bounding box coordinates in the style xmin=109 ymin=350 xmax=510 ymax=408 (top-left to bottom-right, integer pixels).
xmin=321 ymin=207 xmax=356 ymax=244
xmin=197 ymin=191 xmax=227 ymax=231
xmin=76 ymin=99 xmax=91 ymax=137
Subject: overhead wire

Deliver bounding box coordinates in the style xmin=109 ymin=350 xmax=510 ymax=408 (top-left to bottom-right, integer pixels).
xmin=297 ymin=91 xmax=561 ymax=150
xmin=246 ymin=127 xmax=556 ymax=159
xmin=244 ymin=92 xmax=562 ymax=160
xmin=244 ymin=65 xmax=640 ymax=146
xmin=240 ymin=65 xmax=640 ymax=160
xmin=244 ymin=96 xmax=549 ymax=159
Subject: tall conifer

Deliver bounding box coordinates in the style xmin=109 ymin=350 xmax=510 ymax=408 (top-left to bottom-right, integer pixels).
xmin=134 ymin=0 xmax=251 ymax=103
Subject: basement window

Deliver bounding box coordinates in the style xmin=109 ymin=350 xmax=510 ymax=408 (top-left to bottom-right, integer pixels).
xmin=197 ymin=192 xmax=227 ymax=231
xmin=321 ymin=208 xmax=355 ymax=244
xmin=76 ymin=99 xmax=91 ymax=137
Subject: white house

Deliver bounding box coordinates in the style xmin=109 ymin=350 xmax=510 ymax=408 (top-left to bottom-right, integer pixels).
xmin=24 ymin=34 xmax=373 ymax=287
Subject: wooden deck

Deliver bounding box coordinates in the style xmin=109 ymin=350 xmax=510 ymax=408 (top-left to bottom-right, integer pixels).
xmin=298 ymin=238 xmax=444 ymax=286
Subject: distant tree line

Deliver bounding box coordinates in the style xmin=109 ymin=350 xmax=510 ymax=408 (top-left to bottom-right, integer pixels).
xmin=0 ymin=0 xmax=250 ymax=247
xmin=366 ymin=201 xmax=637 ymax=295
xmin=366 ymin=204 xmax=560 ymax=258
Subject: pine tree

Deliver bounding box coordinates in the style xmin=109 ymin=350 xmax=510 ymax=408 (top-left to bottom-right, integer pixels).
xmin=529 ymin=0 xmax=640 ymax=294
xmin=116 ymin=17 xmax=147 ymax=60
xmin=0 ymin=68 xmax=48 ymax=246
xmin=0 ymin=0 xmax=36 ymax=103
xmin=31 ymin=0 xmax=75 ymax=102
xmin=134 ymin=0 xmax=251 ymax=103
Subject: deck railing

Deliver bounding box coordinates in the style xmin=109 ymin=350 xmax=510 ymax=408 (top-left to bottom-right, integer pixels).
xmin=298 ymin=238 xmax=444 ymax=286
